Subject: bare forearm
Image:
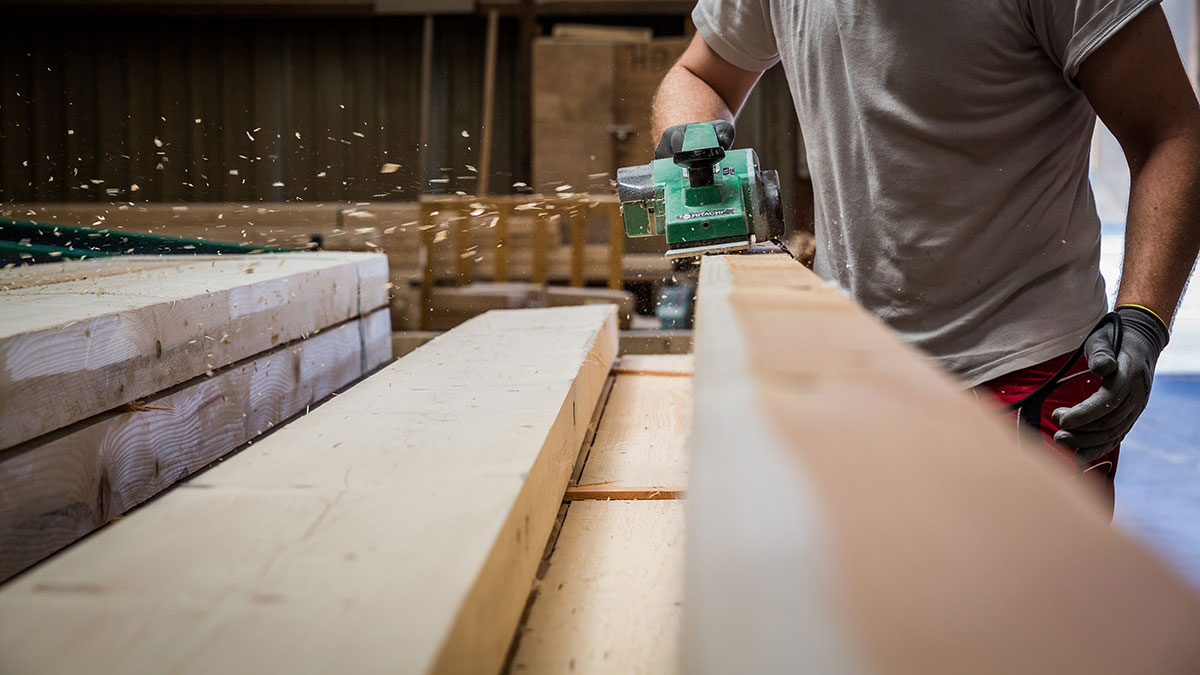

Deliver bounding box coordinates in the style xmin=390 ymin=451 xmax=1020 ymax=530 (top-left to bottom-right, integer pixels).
xmin=651 ymin=64 xmax=736 ymax=141
xmin=1116 ymin=132 xmax=1200 ymax=325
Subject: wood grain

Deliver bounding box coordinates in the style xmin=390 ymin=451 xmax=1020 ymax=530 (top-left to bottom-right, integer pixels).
xmin=0 ymin=251 xmax=387 ymax=450
xmin=578 ymin=361 xmax=691 ymax=491
xmin=0 ymin=305 xmax=617 ymax=675
xmin=0 ymin=308 xmax=391 ymax=582
xmin=563 ymin=486 xmax=685 ymax=501
xmin=510 ymin=500 xmax=685 ymax=674
xmin=684 ymin=254 xmax=1200 ymax=674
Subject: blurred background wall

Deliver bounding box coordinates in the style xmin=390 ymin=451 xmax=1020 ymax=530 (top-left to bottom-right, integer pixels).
xmin=0 ymin=1 xmax=808 ymax=229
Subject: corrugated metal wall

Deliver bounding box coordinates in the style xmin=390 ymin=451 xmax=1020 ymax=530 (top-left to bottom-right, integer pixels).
xmin=0 ymin=14 xmax=517 ymax=203
xmin=0 ymin=13 xmax=799 ymax=207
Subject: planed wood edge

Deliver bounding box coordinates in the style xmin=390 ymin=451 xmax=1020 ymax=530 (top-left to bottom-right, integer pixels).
xmin=568 ymin=374 xmax=617 ymax=487
xmin=685 ymin=254 xmax=1200 ymax=674
xmin=0 ymin=307 xmax=390 ymax=583
xmin=563 ymin=485 xmax=686 ymax=501
xmin=430 ymin=307 xmax=619 ymax=675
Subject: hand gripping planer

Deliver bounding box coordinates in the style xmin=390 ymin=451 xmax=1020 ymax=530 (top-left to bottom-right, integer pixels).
xmin=616 ymin=122 xmax=785 ymax=258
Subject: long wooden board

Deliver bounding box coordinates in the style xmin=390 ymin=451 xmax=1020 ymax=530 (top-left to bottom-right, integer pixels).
xmin=509 ymin=500 xmax=685 ymax=674
xmin=685 ymin=255 xmax=1200 ymax=674
xmin=0 ymin=305 xmax=617 ymax=675
xmin=0 ymin=308 xmax=391 ymax=583
xmin=575 ymin=359 xmax=691 ymax=493
xmin=0 ymin=251 xmax=388 ymax=450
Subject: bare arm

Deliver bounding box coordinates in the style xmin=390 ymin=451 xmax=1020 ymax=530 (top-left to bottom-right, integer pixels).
xmin=1078 ymin=5 xmax=1200 ymax=326
xmin=652 ymin=34 xmax=766 ymax=140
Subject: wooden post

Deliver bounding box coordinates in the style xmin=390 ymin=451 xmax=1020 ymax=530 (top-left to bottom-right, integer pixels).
xmin=477 ymin=8 xmax=500 ymax=196
xmin=455 ymin=205 xmax=472 ymax=287
xmin=607 ymin=200 xmax=624 ymax=290
xmin=495 ymin=202 xmax=512 ymax=282
xmin=533 ymin=210 xmax=549 ymax=286
xmin=569 ymin=201 xmax=587 ymax=288
xmin=420 ymin=202 xmax=436 ymax=329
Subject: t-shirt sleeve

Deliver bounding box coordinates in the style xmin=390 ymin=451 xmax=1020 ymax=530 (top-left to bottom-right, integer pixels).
xmin=1023 ymin=0 xmax=1162 ymax=86
xmin=692 ymin=0 xmax=781 ymax=72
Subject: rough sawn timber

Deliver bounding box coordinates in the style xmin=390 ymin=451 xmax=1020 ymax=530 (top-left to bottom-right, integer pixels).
xmin=0 ymin=304 xmax=618 ymax=675
xmin=510 ymin=500 xmax=686 ymax=674
xmin=0 ymin=308 xmax=391 ymax=583
xmin=684 ymin=254 xmax=1200 ymax=674
xmin=0 ymin=251 xmax=388 ymax=451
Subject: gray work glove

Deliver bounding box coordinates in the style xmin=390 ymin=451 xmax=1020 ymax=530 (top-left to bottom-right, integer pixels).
xmin=1052 ymin=305 xmax=1170 ymax=464
xmin=654 ymin=120 xmax=736 ymax=160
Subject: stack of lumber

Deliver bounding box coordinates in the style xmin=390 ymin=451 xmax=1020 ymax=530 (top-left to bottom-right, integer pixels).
xmin=685 ymin=255 xmax=1200 ymax=673
xmin=0 ymin=251 xmax=391 ymax=582
xmin=0 ymin=304 xmax=618 ymax=673
xmin=533 ymin=34 xmax=688 ymax=193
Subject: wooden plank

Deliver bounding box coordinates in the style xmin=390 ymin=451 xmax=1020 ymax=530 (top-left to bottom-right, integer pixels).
xmin=0 ymin=308 xmax=391 ymax=583
xmin=563 ymin=486 xmax=684 ymax=501
xmin=477 ymin=7 xmax=500 ymax=196
xmin=0 ymin=255 xmax=219 ymax=291
xmin=455 ymin=206 xmax=472 ymax=286
xmin=533 ymin=212 xmax=549 ymax=285
xmin=394 ymin=330 xmax=693 ymax=361
xmin=0 ymin=251 xmax=388 ymax=451
xmin=509 ymin=500 xmax=685 ymax=673
xmin=569 ymin=204 xmax=586 ymax=287
xmin=577 ymin=361 xmax=690 ymax=492
xmin=495 ymin=202 xmax=512 ymax=281
xmin=392 ymin=329 xmax=439 ymax=358
xmin=0 ymin=305 xmax=617 ymax=674
xmin=606 ymin=200 xmax=624 ymax=290
xmin=617 ymin=329 xmax=693 ymax=355
xmin=684 ymin=255 xmax=1200 ymax=674
xmin=613 ymin=353 xmax=692 ymax=375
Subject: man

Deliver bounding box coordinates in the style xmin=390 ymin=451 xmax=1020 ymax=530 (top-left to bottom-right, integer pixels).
xmin=655 ymin=0 xmax=1200 ymax=509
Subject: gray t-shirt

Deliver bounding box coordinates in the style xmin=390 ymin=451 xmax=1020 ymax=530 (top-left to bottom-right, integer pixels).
xmin=694 ymin=0 xmax=1157 ymax=386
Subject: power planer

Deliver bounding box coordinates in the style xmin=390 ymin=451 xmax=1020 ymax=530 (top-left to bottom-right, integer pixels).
xmin=616 ymin=122 xmax=785 ymax=259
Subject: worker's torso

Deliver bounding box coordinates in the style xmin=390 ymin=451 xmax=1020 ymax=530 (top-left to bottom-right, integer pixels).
xmin=765 ymin=0 xmax=1123 ymax=384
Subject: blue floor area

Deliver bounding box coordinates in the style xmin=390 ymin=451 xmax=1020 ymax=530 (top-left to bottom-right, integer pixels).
xmin=1114 ymin=376 xmax=1200 ymax=590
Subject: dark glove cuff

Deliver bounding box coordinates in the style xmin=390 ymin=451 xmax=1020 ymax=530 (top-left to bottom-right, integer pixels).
xmin=1116 ymin=305 xmax=1170 ymax=354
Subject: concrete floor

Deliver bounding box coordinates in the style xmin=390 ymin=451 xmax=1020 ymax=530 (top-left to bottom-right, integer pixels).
xmin=1115 ymin=376 xmax=1200 ymax=590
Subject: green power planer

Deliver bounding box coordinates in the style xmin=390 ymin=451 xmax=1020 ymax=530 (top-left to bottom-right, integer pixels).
xmin=616 ymin=122 xmax=784 ymax=259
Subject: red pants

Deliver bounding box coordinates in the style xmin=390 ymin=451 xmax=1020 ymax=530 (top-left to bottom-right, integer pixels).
xmin=976 ymin=352 xmax=1120 ymax=517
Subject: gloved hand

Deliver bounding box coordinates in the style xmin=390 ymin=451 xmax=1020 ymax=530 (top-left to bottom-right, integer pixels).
xmin=655 ymin=120 xmax=736 ymax=160
xmin=1052 ymin=305 xmax=1170 ymax=464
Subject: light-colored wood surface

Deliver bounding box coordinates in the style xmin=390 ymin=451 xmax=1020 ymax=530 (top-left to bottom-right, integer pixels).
xmin=0 ymin=305 xmax=617 ymax=675
xmin=577 ymin=364 xmax=690 ymax=491
xmin=685 ymin=254 xmax=1200 ymax=674
xmin=563 ymin=485 xmax=685 ymax=501
xmin=0 ymin=251 xmax=387 ymax=450
xmin=509 ymin=500 xmax=685 ymax=674
xmin=0 ymin=308 xmax=391 ymax=582
xmin=0 ymin=255 xmax=222 ymax=291
xmin=391 ymin=329 xmax=695 ymax=360
xmin=613 ymin=353 xmax=693 ymax=375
